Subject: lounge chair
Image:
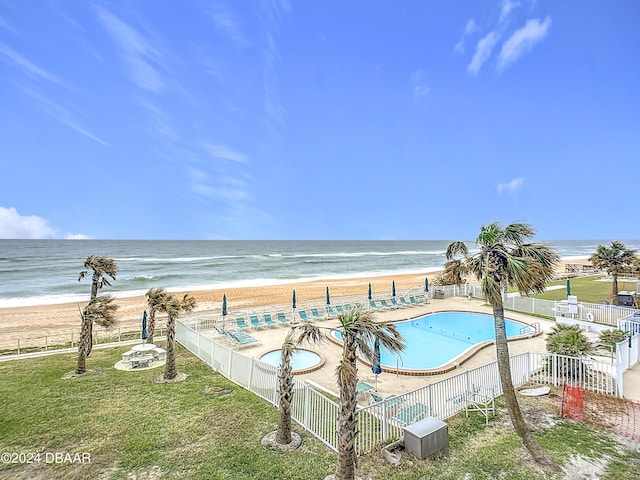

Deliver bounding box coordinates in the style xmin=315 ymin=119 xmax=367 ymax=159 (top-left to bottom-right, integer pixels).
xmin=298 ymin=310 xmax=312 ymax=322
xmin=390 ymin=297 xmax=406 ymax=308
xmin=369 ymin=392 xmax=406 ymax=413
xmin=335 ymin=305 xmax=345 ymax=314
xmin=391 ymin=403 xmax=430 ymax=426
xmin=399 ymin=297 xmax=411 ymax=307
xmin=226 ymin=329 xmax=260 ymax=347
xmin=326 ymin=305 xmax=337 ymax=317
xmin=276 ymin=312 xmax=290 ymax=324
xmin=380 ymin=299 xmax=394 ymax=309
xmin=236 ymin=317 xmax=250 ymax=330
xmin=249 ymin=314 xmax=265 ymax=329
xmin=369 ymin=300 xmax=385 ymax=310
xmin=409 ymin=295 xmax=423 ymax=306
xmin=356 ymin=381 xmax=375 ymax=395
xmin=262 ymin=313 xmax=277 ymax=327
xmin=311 ymin=307 xmax=324 ymax=319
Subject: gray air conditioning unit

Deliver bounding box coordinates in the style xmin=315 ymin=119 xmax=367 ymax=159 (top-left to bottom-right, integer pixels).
xmin=403 ymin=417 xmax=448 ymax=459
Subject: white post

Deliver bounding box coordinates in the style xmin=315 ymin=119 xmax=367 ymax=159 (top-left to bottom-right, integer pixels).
xmin=248 ymin=357 xmax=255 ymax=392
xmin=304 ymin=383 xmax=311 ymax=429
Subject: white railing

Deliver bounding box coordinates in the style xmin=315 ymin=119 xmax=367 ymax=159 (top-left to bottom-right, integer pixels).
xmin=176 ymin=319 xmax=623 ymax=455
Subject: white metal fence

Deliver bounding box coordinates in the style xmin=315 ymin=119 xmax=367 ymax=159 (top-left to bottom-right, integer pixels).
xmin=176 ymin=319 xmax=623 ymax=455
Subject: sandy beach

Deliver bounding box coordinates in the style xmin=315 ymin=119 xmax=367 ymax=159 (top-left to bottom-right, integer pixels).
xmin=0 ymin=258 xmax=591 ymax=344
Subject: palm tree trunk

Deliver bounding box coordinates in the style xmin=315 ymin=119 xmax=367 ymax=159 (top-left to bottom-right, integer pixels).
xmin=336 ymin=336 xmax=358 ymax=480
xmin=90 ymin=273 xmax=100 ymax=299
xmin=611 ymin=272 xmax=619 ymax=305
xmin=493 ymin=303 xmax=561 ymax=472
xmin=164 ymin=315 xmax=177 ymax=380
xmin=276 ymin=343 xmax=294 ymax=444
xmin=76 ymin=317 xmax=91 ymax=374
xmin=147 ymin=309 xmax=155 ymax=344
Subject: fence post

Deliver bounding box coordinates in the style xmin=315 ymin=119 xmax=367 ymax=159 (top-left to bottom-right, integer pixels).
xmin=552 ymin=353 xmax=557 ymax=386
xmin=303 ymin=383 xmax=310 ymax=429
xmin=17 ymin=338 xmax=20 ymax=355
xmin=248 ymin=357 xmax=255 ymax=392
xmin=45 ymin=336 xmax=48 ymax=352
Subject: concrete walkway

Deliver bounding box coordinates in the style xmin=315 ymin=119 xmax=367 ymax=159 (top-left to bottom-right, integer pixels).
xmin=623 ymin=363 xmax=640 ymax=401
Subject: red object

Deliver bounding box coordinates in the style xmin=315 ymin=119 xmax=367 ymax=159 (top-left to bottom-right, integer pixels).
xmin=562 ymin=384 xmax=585 ymax=421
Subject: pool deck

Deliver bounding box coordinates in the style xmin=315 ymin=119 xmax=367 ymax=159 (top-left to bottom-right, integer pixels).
xmin=201 ymin=297 xmax=640 ymax=403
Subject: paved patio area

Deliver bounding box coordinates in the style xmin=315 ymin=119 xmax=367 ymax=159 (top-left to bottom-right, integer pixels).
xmin=197 ymin=297 xmax=640 ymax=402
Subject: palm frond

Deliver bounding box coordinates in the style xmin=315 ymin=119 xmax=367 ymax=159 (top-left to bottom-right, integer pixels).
xmin=445 ymin=241 xmax=468 ymax=260
xmin=83 ymin=295 xmax=119 ymax=330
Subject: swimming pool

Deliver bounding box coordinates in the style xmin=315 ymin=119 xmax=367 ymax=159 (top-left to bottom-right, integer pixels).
xmin=259 ymin=348 xmax=325 ymax=374
xmin=331 ymin=311 xmax=534 ymax=375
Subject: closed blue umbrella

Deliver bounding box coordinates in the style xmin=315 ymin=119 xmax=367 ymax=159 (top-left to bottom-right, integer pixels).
xmin=372 ymin=337 xmax=382 ymax=389
xmin=392 ymin=280 xmax=396 ymax=298
xmin=425 ymin=277 xmax=430 ymax=293
xmin=141 ymin=310 xmax=148 ymax=341
xmin=368 ymin=282 xmax=372 ymax=300
xmin=566 ymin=279 xmax=571 ymax=297
xmin=326 ymin=286 xmax=331 ymax=305
xmin=292 ymin=289 xmax=297 ymax=309
xmin=222 ymin=294 xmax=228 ymax=316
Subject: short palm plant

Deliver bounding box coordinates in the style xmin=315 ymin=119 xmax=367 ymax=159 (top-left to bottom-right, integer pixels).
xmin=156 ymin=293 xmax=196 ymax=380
xmin=546 ymin=324 xmax=592 ymax=356
xmin=145 ymin=287 xmax=169 ymax=344
xmin=76 ymin=295 xmax=118 ymax=374
xmin=445 ymin=222 xmax=561 ymax=472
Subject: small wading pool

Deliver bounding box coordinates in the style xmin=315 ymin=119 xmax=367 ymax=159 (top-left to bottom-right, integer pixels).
xmin=259 ymin=348 xmax=325 ymax=375
xmin=330 ymin=311 xmax=534 ymax=375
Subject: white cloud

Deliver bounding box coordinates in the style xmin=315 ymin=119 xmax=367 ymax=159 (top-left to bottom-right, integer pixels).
xmin=0 ymin=207 xmax=57 ymax=239
xmin=207 ymin=3 xmax=250 ymax=47
xmin=497 ymin=177 xmax=524 ymax=194
xmin=0 ymin=42 xmax=68 ymax=88
xmin=497 ymin=17 xmax=552 ymax=72
xmin=467 ymin=32 xmax=499 ymax=74
xmin=500 ymin=0 xmax=521 ymax=23
xmin=66 ymin=233 xmax=91 ymax=240
xmin=95 ymin=6 xmax=166 ymax=93
xmin=202 ymin=143 xmax=247 ymax=163
xmin=453 ymin=18 xmax=477 ymax=55
xmin=409 ymin=70 xmax=430 ymax=98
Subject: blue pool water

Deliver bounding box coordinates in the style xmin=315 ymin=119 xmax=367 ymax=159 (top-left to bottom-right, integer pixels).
xmin=260 ymin=349 xmax=322 ymax=371
xmin=333 ymin=311 xmax=530 ymax=371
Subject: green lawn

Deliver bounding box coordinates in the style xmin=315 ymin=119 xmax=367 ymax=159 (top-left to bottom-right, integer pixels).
xmin=509 ymin=275 xmax=639 ymax=305
xmin=1 ymin=346 xmax=639 ymax=479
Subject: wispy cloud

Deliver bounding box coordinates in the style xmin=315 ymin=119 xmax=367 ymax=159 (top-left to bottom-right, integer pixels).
xmin=95 ymin=6 xmax=166 ymax=93
xmin=453 ymin=18 xmax=478 ymax=54
xmin=22 ymin=87 xmax=109 ymax=146
xmin=467 ymin=32 xmax=499 ymax=74
xmin=202 ymin=143 xmax=247 ymax=163
xmin=497 ymin=17 xmax=552 ymax=72
xmin=500 ymin=0 xmax=521 ymax=23
xmin=0 ymin=42 xmax=68 ymax=88
xmin=497 ymin=177 xmax=524 ymax=194
xmin=66 ymin=233 xmax=92 ymax=240
xmin=0 ymin=207 xmax=57 ymax=239
xmin=409 ymin=70 xmax=430 ymax=98
xmin=207 ymin=3 xmax=250 ymax=47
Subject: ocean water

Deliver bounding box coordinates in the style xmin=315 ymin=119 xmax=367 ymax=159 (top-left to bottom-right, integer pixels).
xmin=1 ymin=239 xmax=638 ymax=308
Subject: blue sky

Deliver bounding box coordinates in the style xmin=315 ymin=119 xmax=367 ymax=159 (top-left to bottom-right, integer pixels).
xmin=1 ymin=1 xmax=638 ymax=240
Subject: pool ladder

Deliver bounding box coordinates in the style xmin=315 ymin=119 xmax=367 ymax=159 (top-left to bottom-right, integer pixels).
xmin=520 ymin=322 xmax=540 ymax=336
xmin=396 ymin=354 xmax=404 ymax=377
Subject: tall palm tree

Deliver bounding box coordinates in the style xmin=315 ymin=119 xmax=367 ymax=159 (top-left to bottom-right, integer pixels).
xmin=446 ymin=222 xmax=561 ymax=472
xmin=78 ymin=256 xmax=118 ymax=357
xmin=589 ymin=241 xmax=637 ymax=305
xmin=156 ymin=292 xmax=196 ymax=380
xmin=275 ymin=325 xmax=324 ymax=445
xmin=145 ymin=287 xmax=169 ymax=344
xmin=331 ymin=306 xmax=404 ymax=480
xmin=78 ymin=256 xmax=118 ymax=300
xmin=76 ymin=295 xmax=118 ymax=374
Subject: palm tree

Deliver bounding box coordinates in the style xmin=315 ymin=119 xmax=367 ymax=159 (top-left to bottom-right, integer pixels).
xmin=275 ymin=325 xmax=324 ymax=445
xmin=145 ymin=287 xmax=169 ymax=344
xmin=156 ymin=292 xmax=196 ymax=380
xmin=589 ymin=241 xmax=637 ymax=305
xmin=78 ymin=256 xmax=118 ymax=300
xmin=76 ymin=295 xmax=118 ymax=374
xmin=446 ymin=222 xmax=561 ymax=472
xmin=331 ymin=306 xmax=404 ymax=479
xmin=77 ymin=256 xmax=118 ymax=357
